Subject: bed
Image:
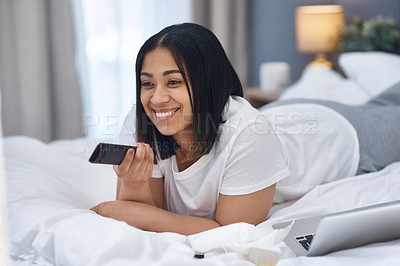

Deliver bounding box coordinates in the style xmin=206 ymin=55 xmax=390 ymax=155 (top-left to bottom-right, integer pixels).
xmin=5 ymin=51 xmax=400 ymax=266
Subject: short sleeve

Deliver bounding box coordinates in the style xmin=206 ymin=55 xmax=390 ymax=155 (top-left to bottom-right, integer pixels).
xmin=152 ymin=163 xmax=163 ymax=178
xmin=220 ymin=121 xmax=290 ymax=195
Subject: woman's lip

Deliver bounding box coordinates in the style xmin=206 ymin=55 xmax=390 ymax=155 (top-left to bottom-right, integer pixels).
xmin=152 ymin=108 xmax=180 ymax=113
xmin=153 ymin=108 xmax=180 ymax=121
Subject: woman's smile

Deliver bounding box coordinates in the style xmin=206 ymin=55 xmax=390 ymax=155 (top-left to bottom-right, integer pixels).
xmin=153 ymin=107 xmax=180 ymax=121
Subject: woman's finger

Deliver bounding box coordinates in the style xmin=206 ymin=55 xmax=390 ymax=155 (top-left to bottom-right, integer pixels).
xmin=90 ymin=204 xmax=100 ymax=213
xmin=130 ymin=143 xmax=146 ymax=172
xmin=144 ymin=143 xmax=154 ymax=175
xmin=129 ymin=143 xmax=153 ymax=179
xmin=114 ymin=148 xmax=135 ymax=176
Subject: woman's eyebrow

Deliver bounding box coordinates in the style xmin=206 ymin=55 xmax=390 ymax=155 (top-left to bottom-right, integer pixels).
xmin=140 ymin=72 xmax=152 ymax=77
xmin=163 ymin=70 xmax=181 ymax=76
xmin=140 ymin=70 xmax=181 ymax=77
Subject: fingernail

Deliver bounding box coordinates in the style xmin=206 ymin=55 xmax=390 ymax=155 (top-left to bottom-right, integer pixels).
xmin=129 ymin=149 xmax=134 ymax=155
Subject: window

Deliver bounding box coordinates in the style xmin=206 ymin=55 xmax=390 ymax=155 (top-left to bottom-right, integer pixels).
xmin=72 ymin=0 xmax=192 ymax=139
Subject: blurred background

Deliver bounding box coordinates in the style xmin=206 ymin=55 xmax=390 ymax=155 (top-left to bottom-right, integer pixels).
xmin=1 ymin=0 xmax=399 ymax=141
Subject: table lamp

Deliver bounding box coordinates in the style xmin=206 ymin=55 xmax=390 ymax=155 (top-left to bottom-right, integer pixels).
xmin=295 ymin=5 xmax=344 ymax=68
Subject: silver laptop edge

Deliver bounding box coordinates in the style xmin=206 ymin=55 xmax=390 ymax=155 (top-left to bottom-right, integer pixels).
xmin=273 ymin=200 xmax=400 ymax=256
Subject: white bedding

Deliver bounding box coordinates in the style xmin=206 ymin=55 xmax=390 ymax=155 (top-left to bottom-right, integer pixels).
xmin=4 ymin=136 xmax=400 ymax=266
xmin=5 ymin=51 xmax=400 ymax=265
xmin=280 ymin=52 xmax=400 ymax=105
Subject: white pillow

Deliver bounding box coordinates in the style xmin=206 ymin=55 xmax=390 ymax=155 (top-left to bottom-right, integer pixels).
xmin=279 ymin=65 xmax=370 ymax=105
xmin=339 ymin=51 xmax=400 ymax=97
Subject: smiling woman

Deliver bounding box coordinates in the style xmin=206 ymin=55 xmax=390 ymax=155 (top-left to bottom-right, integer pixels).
xmin=141 ymin=50 xmax=208 ymax=176
xmin=91 ymin=23 xmax=287 ymax=235
xmin=135 ymin=24 xmax=244 ymax=164
xmin=90 ymin=22 xmax=400 ymax=236
xmin=140 ymin=49 xmax=193 ymax=140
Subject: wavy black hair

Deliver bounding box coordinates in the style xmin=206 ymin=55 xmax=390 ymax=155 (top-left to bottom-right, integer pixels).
xmin=135 ymin=23 xmax=243 ymax=163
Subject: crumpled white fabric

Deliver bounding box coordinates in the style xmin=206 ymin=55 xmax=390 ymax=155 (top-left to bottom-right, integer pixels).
xmin=188 ymin=222 xmax=292 ymax=265
xmin=5 ymin=136 xmax=292 ymax=266
xmin=6 ymin=136 xmax=400 ymax=266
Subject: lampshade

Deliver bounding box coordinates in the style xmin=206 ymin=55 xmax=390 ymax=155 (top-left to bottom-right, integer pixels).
xmin=296 ymin=5 xmax=344 ymax=53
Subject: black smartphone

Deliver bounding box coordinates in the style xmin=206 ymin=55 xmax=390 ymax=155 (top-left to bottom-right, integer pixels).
xmin=89 ymin=143 xmax=136 ymax=165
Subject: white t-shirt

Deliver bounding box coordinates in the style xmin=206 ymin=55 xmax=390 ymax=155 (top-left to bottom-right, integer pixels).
xmin=117 ymin=96 xmax=290 ymax=219
xmin=260 ymin=103 xmax=360 ymax=203
xmin=117 ymin=97 xmax=360 ymax=218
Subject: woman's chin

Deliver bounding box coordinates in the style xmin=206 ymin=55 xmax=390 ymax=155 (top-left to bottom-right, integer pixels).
xmin=155 ymin=127 xmax=177 ymax=137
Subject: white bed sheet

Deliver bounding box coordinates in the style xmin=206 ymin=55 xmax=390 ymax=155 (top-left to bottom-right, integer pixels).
xmin=4 ymin=136 xmax=400 ymax=266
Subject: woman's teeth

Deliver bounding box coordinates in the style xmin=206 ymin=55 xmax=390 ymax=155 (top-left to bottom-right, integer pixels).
xmin=155 ymin=109 xmax=177 ymax=118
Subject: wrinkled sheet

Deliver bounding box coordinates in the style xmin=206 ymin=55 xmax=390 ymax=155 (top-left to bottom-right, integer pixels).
xmin=4 ymin=136 xmax=400 ymax=266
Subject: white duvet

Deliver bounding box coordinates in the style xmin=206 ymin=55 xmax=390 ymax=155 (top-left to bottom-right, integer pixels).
xmin=7 ymin=52 xmax=400 ymax=265
xmin=4 ymin=136 xmax=400 ymax=266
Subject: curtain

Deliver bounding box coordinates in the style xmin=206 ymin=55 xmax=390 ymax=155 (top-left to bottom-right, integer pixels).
xmin=70 ymin=0 xmax=192 ymax=139
xmin=0 ymin=0 xmax=83 ymax=142
xmin=192 ymin=0 xmax=250 ymax=86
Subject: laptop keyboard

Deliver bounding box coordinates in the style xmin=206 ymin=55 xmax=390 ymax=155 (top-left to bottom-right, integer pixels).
xmin=295 ymin=234 xmax=315 ymax=251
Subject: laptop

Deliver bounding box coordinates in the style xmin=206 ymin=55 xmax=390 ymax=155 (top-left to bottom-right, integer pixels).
xmin=272 ymin=200 xmax=400 ymax=256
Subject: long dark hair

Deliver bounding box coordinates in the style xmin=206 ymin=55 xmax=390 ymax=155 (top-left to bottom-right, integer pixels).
xmin=135 ymin=23 xmax=243 ymax=162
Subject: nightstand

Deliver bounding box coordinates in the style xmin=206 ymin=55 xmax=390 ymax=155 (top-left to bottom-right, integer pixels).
xmin=244 ymin=87 xmax=279 ymax=109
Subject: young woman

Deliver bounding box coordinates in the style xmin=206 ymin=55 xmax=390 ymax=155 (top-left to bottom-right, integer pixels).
xmin=91 ymin=23 xmax=400 ymax=235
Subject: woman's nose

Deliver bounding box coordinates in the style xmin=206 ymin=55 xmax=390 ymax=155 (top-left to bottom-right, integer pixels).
xmin=150 ymin=85 xmax=169 ymax=105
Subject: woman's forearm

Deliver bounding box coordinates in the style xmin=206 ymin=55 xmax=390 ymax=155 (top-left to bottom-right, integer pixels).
xmin=92 ymin=200 xmax=221 ymax=235
xmin=129 ymin=202 xmax=221 ymax=235
xmin=113 ymin=142 xmax=156 ymax=205
xmin=116 ymin=178 xmax=121 ymax=199
xmin=117 ymin=178 xmax=156 ymax=206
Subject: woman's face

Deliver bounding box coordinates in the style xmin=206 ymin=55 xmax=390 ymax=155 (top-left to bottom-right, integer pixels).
xmin=140 ymin=48 xmax=193 ymax=142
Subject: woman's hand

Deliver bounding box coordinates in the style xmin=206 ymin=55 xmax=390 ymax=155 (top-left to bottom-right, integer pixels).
xmin=90 ymin=201 xmax=148 ymax=229
xmin=114 ymin=142 xmax=157 ymax=204
xmin=114 ymin=142 xmax=154 ymax=186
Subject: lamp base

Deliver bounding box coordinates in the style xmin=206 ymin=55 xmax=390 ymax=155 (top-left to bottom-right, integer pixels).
xmin=310 ymin=53 xmax=333 ymax=69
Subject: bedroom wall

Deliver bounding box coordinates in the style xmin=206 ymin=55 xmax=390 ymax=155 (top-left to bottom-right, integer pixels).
xmin=250 ymin=0 xmax=400 ymax=86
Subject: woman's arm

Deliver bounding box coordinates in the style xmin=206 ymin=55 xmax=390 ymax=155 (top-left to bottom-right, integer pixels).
xmin=92 ymin=184 xmax=275 ymax=235
xmin=216 ymin=184 xmax=276 ymax=226
xmin=92 ymin=200 xmax=221 ymax=235
xmin=148 ymin=177 xmax=164 ymax=208
xmin=116 ymin=177 xmax=164 ymax=208
xmin=117 ymin=178 xmax=157 ymax=206
xmin=115 ymin=143 xmax=161 ymax=207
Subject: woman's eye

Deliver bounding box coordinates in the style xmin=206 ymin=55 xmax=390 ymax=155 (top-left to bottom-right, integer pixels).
xmin=168 ymin=80 xmax=181 ymax=86
xmin=142 ymin=82 xmax=153 ymax=87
